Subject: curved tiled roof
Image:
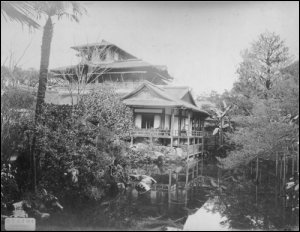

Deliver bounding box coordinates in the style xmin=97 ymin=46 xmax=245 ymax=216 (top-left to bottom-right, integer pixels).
xmin=122 ymin=81 xmax=210 ymax=116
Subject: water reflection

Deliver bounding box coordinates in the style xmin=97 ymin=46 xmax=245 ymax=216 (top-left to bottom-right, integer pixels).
xmin=44 ymin=171 xmax=298 ymax=231
xmin=121 ymin=177 xmax=298 ymax=230
xmin=183 ymin=197 xmax=229 ymax=231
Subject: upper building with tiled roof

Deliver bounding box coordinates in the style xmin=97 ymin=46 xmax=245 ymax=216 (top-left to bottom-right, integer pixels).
xmin=50 ymin=40 xmax=173 ymax=86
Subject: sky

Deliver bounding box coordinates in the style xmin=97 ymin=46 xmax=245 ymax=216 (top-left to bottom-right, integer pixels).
xmin=1 ymin=1 xmax=299 ymax=95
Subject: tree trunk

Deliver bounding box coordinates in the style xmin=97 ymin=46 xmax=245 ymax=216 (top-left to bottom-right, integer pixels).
xmin=35 ymin=16 xmax=53 ymax=120
xmin=31 ymin=16 xmax=53 ymax=192
xmin=256 ymin=156 xmax=259 ymax=183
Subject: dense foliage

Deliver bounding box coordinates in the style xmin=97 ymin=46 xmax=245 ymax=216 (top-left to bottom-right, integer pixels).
xmin=198 ymin=32 xmax=299 ymax=169
xmin=33 ymin=86 xmax=133 ymax=204
xmin=1 ymin=84 xmax=136 ymax=213
xmin=1 ymin=87 xmax=35 ymax=162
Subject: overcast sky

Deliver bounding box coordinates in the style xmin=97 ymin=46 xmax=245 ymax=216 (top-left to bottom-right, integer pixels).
xmin=1 ymin=1 xmax=299 ymax=95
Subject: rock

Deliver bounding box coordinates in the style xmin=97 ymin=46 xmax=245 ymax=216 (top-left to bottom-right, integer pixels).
xmin=40 ymin=213 xmax=50 ymax=219
xmin=12 ymin=209 xmax=28 ymax=218
xmin=135 ymin=182 xmax=151 ymax=194
xmin=135 ymin=143 xmax=149 ymax=151
xmin=153 ymin=151 xmax=164 ymax=159
xmin=141 ymin=175 xmax=157 ymax=185
xmin=117 ymin=182 xmax=126 ymax=191
xmin=174 ymin=167 xmax=183 ymax=173
xmin=176 ymin=148 xmax=184 ymax=158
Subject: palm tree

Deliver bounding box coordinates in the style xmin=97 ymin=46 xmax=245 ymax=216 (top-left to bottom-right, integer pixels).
xmin=1 ymin=1 xmax=40 ymax=29
xmin=31 ymin=1 xmax=86 ymax=192
xmin=2 ymin=1 xmax=86 ymax=192
xmin=34 ymin=1 xmax=86 ymax=120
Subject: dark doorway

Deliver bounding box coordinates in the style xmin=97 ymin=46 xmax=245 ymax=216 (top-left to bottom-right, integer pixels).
xmin=141 ymin=114 xmax=154 ymax=129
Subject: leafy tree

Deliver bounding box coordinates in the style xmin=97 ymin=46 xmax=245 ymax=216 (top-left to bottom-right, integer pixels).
xmin=28 ymin=87 xmax=133 ymax=204
xmin=79 ymin=86 xmax=134 ymax=140
xmin=211 ymin=32 xmax=298 ymax=170
xmin=234 ymin=31 xmax=290 ymax=99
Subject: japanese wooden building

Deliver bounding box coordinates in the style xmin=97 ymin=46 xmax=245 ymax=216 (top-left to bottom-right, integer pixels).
xmin=48 ymin=40 xmax=211 ymax=156
xmin=48 ymin=40 xmax=173 ymax=100
xmin=123 ymin=81 xmax=210 ymax=157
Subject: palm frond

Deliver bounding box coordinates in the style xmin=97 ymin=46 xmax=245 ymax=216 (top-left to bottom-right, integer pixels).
xmin=1 ymin=1 xmax=40 ymax=29
xmin=33 ymin=1 xmax=86 ymax=20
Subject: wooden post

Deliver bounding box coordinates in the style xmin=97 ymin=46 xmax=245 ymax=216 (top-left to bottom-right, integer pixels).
xmin=176 ymin=173 xmax=179 ymax=201
xmin=196 ymin=160 xmax=199 ymax=186
xmin=130 ymin=135 xmax=133 ymax=147
xmin=192 ymin=138 xmax=195 ymax=156
xmin=187 ymin=140 xmax=190 ymax=160
xmin=259 ymin=164 xmax=262 ymax=184
xmin=275 ymin=152 xmax=278 ymax=177
xmin=168 ymin=169 xmax=172 ymax=204
xmin=192 ymin=165 xmax=195 ymax=182
xmin=297 ymin=141 xmax=299 ymax=173
xmin=292 ymin=155 xmax=295 ymax=175
xmin=171 ymin=109 xmax=175 ymax=147
xmin=283 ymin=151 xmax=286 ymax=186
xmin=185 ymin=161 xmax=189 ymax=188
xmin=201 ymin=123 xmax=205 ymax=157
xmin=188 ymin=111 xmax=191 ymax=137
xmin=280 ymin=155 xmax=282 ymax=180
xmin=256 ymin=156 xmax=259 ymax=183
xmin=201 ymin=153 xmax=204 ymax=184
xmin=286 ymin=146 xmax=289 ymax=178
xmin=162 ymin=108 xmax=165 ymax=130
xmin=178 ymin=109 xmax=182 ymax=138
xmin=255 ymin=185 xmax=258 ymax=207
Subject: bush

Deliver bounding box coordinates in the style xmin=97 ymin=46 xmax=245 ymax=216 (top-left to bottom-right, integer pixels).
xmin=1 ymin=164 xmax=19 ymax=214
xmin=33 ymin=87 xmax=134 ymax=206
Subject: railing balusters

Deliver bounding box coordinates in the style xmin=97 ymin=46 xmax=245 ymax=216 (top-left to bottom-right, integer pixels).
xmin=131 ymin=129 xmax=205 ymax=138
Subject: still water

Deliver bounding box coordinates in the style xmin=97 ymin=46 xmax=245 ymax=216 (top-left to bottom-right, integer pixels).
xmin=41 ymin=168 xmax=299 ymax=231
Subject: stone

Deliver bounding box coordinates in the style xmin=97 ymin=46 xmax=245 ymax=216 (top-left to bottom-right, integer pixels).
xmin=135 ymin=143 xmax=149 ymax=151
xmin=153 ymin=151 xmax=164 ymax=159
xmin=176 ymin=148 xmax=184 ymax=158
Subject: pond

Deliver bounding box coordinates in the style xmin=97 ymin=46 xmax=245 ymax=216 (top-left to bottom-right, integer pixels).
xmin=39 ymin=164 xmax=299 ymax=231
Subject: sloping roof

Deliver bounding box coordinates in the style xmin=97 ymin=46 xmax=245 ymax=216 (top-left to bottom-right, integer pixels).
xmin=50 ymin=60 xmax=173 ymax=83
xmin=51 ymin=60 xmax=168 ymax=72
xmin=162 ymin=86 xmax=190 ymax=99
xmin=70 ymin=40 xmax=112 ymax=50
xmin=161 ymin=86 xmax=197 ymax=105
xmin=70 ymin=39 xmax=137 ymax=59
xmin=88 ymin=59 xmax=160 ymax=70
xmin=122 ymin=81 xmax=210 ymax=116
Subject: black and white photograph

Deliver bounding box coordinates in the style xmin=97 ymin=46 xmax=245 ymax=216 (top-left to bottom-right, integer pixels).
xmin=1 ymin=1 xmax=299 ymax=231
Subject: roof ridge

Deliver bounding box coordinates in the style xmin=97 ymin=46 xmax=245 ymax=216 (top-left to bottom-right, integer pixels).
xmin=71 ymin=40 xmax=113 ymax=48
xmin=122 ymin=82 xmax=210 ymax=116
xmin=162 ymin=86 xmax=189 ymax=89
